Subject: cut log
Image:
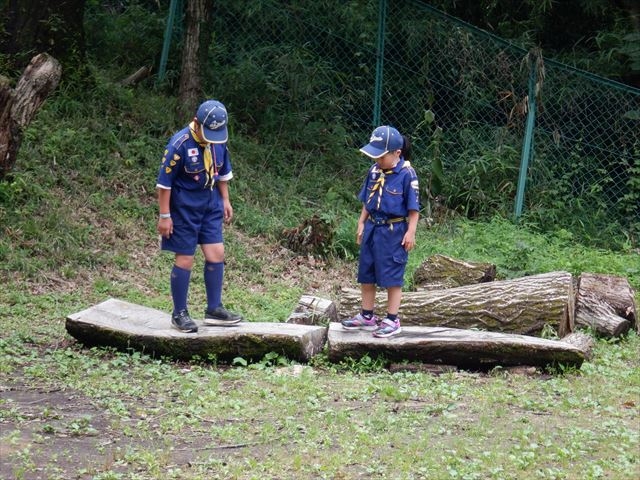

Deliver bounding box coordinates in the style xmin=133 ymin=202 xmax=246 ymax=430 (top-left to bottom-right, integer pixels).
xmin=412 ymin=254 xmax=496 ymax=290
xmin=340 ymin=271 xmax=574 ymax=337
xmin=326 ymin=323 xmax=585 ymax=369
xmin=66 ymin=298 xmax=327 ymax=362
xmin=561 ymin=332 xmax=595 ymax=360
xmin=575 ymin=273 xmax=637 ymax=337
xmin=286 ymin=295 xmax=338 ymax=325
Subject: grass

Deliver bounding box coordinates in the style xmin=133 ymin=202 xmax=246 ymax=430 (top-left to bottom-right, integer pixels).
xmin=1 ymin=80 xmax=639 ymax=479
xmin=0 ymin=215 xmax=639 ymax=478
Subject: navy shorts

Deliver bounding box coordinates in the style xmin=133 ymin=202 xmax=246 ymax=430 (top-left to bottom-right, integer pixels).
xmin=161 ymin=188 xmax=223 ymax=255
xmin=357 ymin=221 xmax=408 ymax=288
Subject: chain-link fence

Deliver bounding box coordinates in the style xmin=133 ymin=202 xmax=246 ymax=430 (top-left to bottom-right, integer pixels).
xmin=167 ymin=0 xmax=639 ymax=248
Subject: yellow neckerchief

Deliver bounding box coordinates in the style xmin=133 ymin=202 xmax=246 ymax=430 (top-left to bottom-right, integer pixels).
xmin=367 ymin=160 xmax=411 ymax=210
xmin=189 ymin=121 xmax=216 ymax=189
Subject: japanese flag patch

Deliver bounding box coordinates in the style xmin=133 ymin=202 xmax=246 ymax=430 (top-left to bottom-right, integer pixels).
xmin=188 ymin=148 xmax=198 ymax=157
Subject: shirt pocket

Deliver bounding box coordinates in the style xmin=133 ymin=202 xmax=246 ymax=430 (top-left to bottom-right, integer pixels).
xmin=383 ymin=186 xmax=404 ymax=211
xmin=184 ymin=155 xmax=205 ymax=174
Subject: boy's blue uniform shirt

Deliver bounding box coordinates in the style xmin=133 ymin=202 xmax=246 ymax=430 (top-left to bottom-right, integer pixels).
xmin=156 ymin=126 xmax=234 ymax=255
xmin=157 ymin=126 xmax=233 ymax=195
xmin=356 ymin=157 xmax=420 ymax=288
xmin=358 ymin=158 xmax=420 ymax=218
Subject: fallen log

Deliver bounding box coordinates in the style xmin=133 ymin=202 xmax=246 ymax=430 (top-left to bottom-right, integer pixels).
xmin=340 ymin=271 xmax=574 ymax=337
xmin=66 ymin=298 xmax=327 ymax=362
xmin=119 ymin=65 xmax=152 ymax=86
xmin=326 ymin=323 xmax=585 ymax=369
xmin=412 ymin=254 xmax=496 ymax=290
xmin=286 ymin=295 xmax=338 ymax=326
xmin=561 ymin=331 xmax=595 ymax=360
xmin=575 ymin=273 xmax=636 ymax=337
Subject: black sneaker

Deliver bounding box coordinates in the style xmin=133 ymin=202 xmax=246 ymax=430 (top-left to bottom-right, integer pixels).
xmin=171 ymin=310 xmax=198 ymax=333
xmin=203 ymin=306 xmax=243 ymax=326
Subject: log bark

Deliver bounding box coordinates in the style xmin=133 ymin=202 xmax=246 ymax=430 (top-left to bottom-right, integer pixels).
xmin=412 ymin=254 xmax=496 ymax=290
xmin=66 ymin=298 xmax=327 ymax=362
xmin=120 ymin=66 xmax=152 ymax=87
xmin=575 ymin=273 xmax=637 ymax=337
xmin=326 ymin=323 xmax=585 ymax=369
xmin=176 ymin=0 xmax=208 ymax=119
xmin=561 ymin=331 xmax=595 ymax=360
xmin=340 ymin=271 xmax=574 ymax=337
xmin=286 ymin=295 xmax=338 ymax=325
xmin=0 ymin=53 xmax=62 ymax=179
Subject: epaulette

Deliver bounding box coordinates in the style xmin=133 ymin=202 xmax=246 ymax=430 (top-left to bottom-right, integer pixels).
xmin=171 ymin=132 xmax=190 ymax=149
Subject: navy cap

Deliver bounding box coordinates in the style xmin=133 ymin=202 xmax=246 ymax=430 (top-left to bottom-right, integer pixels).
xmin=359 ymin=125 xmax=403 ymax=158
xmin=196 ymin=100 xmax=228 ymax=143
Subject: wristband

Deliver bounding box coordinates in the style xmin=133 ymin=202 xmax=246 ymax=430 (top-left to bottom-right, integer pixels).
xmin=159 ymin=213 xmax=171 ymax=219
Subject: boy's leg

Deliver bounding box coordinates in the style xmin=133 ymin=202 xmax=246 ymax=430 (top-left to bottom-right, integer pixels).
xmin=373 ymin=286 xmax=403 ymax=338
xmin=385 ymin=286 xmax=402 ymax=316
xmin=202 ymin=243 xmax=243 ymax=324
xmin=341 ymin=283 xmax=380 ymax=330
xmin=170 ymin=254 xmax=198 ymax=332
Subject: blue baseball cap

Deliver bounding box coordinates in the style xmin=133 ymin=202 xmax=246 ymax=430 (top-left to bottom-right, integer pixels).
xmin=196 ymin=100 xmax=228 ymax=143
xmin=359 ymin=125 xmax=403 ymax=158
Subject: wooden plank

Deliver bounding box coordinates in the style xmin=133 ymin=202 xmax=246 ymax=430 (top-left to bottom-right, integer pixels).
xmin=326 ymin=323 xmax=585 ymax=369
xmin=65 ymin=298 xmax=327 ymax=362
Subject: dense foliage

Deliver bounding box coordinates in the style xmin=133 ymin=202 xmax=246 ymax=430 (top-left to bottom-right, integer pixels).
xmin=1 ymin=0 xmax=638 ymax=254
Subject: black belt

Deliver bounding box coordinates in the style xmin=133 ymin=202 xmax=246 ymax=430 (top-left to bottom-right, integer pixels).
xmin=368 ymin=216 xmax=407 ymax=226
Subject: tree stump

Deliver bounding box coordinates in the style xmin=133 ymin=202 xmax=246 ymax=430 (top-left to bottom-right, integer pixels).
xmin=0 ymin=53 xmax=62 ymax=179
xmin=575 ymin=273 xmax=636 ymax=337
xmin=412 ymin=254 xmax=496 ymax=290
xmin=339 ymin=271 xmax=574 ymax=337
xmin=561 ymin=331 xmax=595 ymax=360
xmin=286 ymin=295 xmax=338 ymax=326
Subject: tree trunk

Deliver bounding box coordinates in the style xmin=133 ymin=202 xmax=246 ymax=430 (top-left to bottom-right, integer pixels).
xmin=339 ymin=271 xmax=575 ymax=337
xmin=286 ymin=295 xmax=338 ymax=326
xmin=0 ymin=0 xmax=86 ymax=77
xmin=412 ymin=254 xmax=496 ymax=290
xmin=0 ymin=53 xmax=62 ymax=179
xmin=176 ymin=0 xmax=209 ymax=119
xmin=575 ymin=273 xmax=636 ymax=337
xmin=561 ymin=331 xmax=595 ymax=360
xmin=326 ymin=323 xmax=585 ymax=369
xmin=66 ymin=298 xmax=328 ymax=362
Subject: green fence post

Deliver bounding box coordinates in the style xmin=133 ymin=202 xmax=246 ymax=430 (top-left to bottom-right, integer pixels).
xmin=514 ymin=51 xmax=538 ymax=220
xmin=157 ymin=0 xmax=179 ymax=83
xmin=372 ymin=0 xmax=387 ymax=126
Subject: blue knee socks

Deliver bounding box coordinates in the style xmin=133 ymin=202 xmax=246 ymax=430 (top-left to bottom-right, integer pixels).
xmin=204 ymin=261 xmax=224 ymax=311
xmin=170 ymin=265 xmax=191 ymax=314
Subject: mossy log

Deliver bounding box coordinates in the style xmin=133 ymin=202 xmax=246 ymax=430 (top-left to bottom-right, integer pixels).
xmin=575 ymin=273 xmax=636 ymax=337
xmin=340 ymin=271 xmax=574 ymax=337
xmin=286 ymin=295 xmax=338 ymax=326
xmin=66 ymin=299 xmax=327 ymax=362
xmin=412 ymin=254 xmax=496 ymax=290
xmin=326 ymin=323 xmax=585 ymax=369
xmin=561 ymin=331 xmax=595 ymax=360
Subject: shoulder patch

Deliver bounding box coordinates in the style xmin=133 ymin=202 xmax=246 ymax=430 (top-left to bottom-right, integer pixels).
xmin=171 ymin=133 xmax=190 ymax=149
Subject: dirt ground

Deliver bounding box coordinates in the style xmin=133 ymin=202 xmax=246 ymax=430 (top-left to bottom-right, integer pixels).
xmin=1 ymin=228 xmax=357 ymax=479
